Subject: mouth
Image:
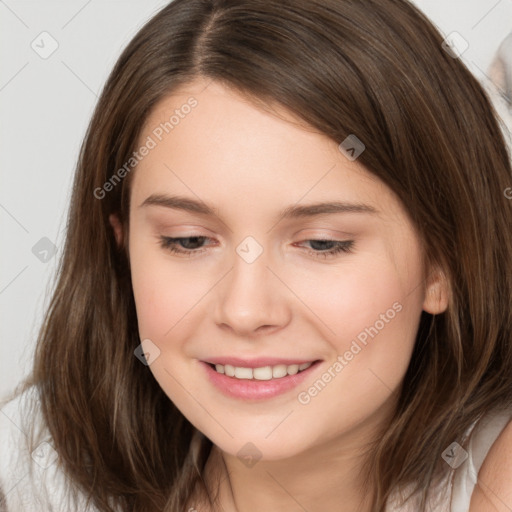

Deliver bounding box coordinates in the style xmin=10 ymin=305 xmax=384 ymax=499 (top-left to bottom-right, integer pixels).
xmin=200 ymin=358 xmax=322 ymax=400
xmin=205 ymin=361 xmax=315 ymax=380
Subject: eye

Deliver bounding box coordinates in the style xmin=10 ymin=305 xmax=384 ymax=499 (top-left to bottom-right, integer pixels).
xmin=159 ymin=236 xmax=354 ymax=259
xmin=296 ymin=239 xmax=354 ymax=259
xmin=159 ymin=236 xmax=213 ymax=256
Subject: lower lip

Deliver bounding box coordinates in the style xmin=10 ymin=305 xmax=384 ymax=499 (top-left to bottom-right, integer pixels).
xmin=200 ymin=361 xmax=321 ymax=400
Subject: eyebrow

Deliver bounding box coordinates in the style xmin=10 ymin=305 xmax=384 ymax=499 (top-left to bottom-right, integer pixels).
xmin=139 ymin=193 xmax=378 ymax=219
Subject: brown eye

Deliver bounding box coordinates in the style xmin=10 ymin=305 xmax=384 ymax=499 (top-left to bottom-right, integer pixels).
xmin=159 ymin=236 xmax=212 ymax=256
xmin=297 ymin=239 xmax=354 ymax=258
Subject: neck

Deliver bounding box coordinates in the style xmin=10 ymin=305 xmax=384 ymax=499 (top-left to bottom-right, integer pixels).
xmin=202 ymin=402 xmax=396 ymax=512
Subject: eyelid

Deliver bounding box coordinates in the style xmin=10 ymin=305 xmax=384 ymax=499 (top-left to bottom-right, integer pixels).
xmin=158 ymin=230 xmax=352 ymax=245
xmin=158 ymin=234 xmax=355 ymax=259
xmin=294 ymin=228 xmax=357 ymax=238
xmin=152 ymin=223 xmax=217 ymax=236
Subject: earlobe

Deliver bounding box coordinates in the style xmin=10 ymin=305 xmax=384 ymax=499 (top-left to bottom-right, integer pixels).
xmin=422 ymin=268 xmax=450 ymax=315
xmin=109 ymin=213 xmax=123 ymax=248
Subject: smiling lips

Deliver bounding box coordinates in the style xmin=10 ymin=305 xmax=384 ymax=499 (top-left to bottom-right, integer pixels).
xmin=201 ymin=358 xmax=320 ymax=400
xmin=203 ymin=357 xmax=318 ymax=380
xmin=210 ymin=361 xmax=313 ymax=380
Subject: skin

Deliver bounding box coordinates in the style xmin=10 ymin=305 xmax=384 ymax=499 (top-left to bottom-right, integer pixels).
xmin=110 ymin=78 xmax=449 ymax=512
xmin=469 ymin=419 xmax=512 ymax=511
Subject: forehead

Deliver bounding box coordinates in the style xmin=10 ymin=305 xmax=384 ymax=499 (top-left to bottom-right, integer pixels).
xmin=130 ymin=79 xmax=402 ymax=224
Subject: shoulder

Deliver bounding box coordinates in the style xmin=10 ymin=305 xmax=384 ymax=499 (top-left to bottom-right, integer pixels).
xmin=469 ymin=411 xmax=512 ymax=512
xmin=0 ymin=385 xmax=41 ymax=473
xmin=0 ymin=386 xmax=99 ymax=511
xmin=0 ymin=385 xmax=42 ymax=509
xmin=0 ymin=385 xmax=60 ymax=510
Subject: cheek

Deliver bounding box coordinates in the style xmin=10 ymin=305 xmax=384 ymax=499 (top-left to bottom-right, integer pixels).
xmin=288 ymin=250 xmax=425 ymax=436
xmin=129 ymin=237 xmax=212 ymax=339
xmin=287 ymin=249 xmax=424 ymax=349
xmin=291 ymin=307 xmax=419 ymax=454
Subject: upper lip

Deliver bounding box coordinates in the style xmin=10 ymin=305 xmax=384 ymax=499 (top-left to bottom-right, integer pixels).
xmin=202 ymin=357 xmax=319 ymax=368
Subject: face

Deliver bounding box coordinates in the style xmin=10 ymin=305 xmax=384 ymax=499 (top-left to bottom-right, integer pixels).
xmin=117 ymin=78 xmax=447 ymax=461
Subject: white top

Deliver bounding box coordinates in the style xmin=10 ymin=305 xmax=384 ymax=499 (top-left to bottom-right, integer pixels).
xmin=1 ymin=386 xmax=511 ymax=511
xmin=0 ymin=386 xmax=97 ymax=511
xmin=385 ymin=407 xmax=512 ymax=511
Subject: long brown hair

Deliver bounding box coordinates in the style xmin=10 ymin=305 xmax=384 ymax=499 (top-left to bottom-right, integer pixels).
xmin=9 ymin=0 xmax=512 ymax=510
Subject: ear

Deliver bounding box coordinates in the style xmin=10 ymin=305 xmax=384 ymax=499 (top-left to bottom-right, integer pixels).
xmin=422 ymin=266 xmax=450 ymax=315
xmin=109 ymin=213 xmax=123 ymax=248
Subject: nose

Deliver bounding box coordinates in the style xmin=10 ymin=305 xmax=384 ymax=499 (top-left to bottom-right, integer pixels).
xmin=213 ymin=245 xmax=291 ymax=337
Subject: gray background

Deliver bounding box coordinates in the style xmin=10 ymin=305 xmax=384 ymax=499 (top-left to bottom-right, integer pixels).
xmin=1 ymin=0 xmax=511 ymax=398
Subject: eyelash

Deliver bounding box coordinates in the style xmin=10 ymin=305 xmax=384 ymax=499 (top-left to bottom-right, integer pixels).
xmin=158 ymin=236 xmax=354 ymax=259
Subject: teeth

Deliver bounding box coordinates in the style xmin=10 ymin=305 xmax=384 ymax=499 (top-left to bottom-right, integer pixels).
xmin=212 ymin=361 xmax=313 ymax=380
xmin=234 ymin=367 xmax=253 ymax=379
xmin=287 ymin=364 xmax=299 ymax=375
xmin=254 ymin=366 xmax=273 ymax=380
xmin=272 ymin=365 xmax=287 ymax=378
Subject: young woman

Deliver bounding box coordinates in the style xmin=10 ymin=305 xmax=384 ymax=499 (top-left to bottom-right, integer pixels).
xmin=1 ymin=0 xmax=512 ymax=511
